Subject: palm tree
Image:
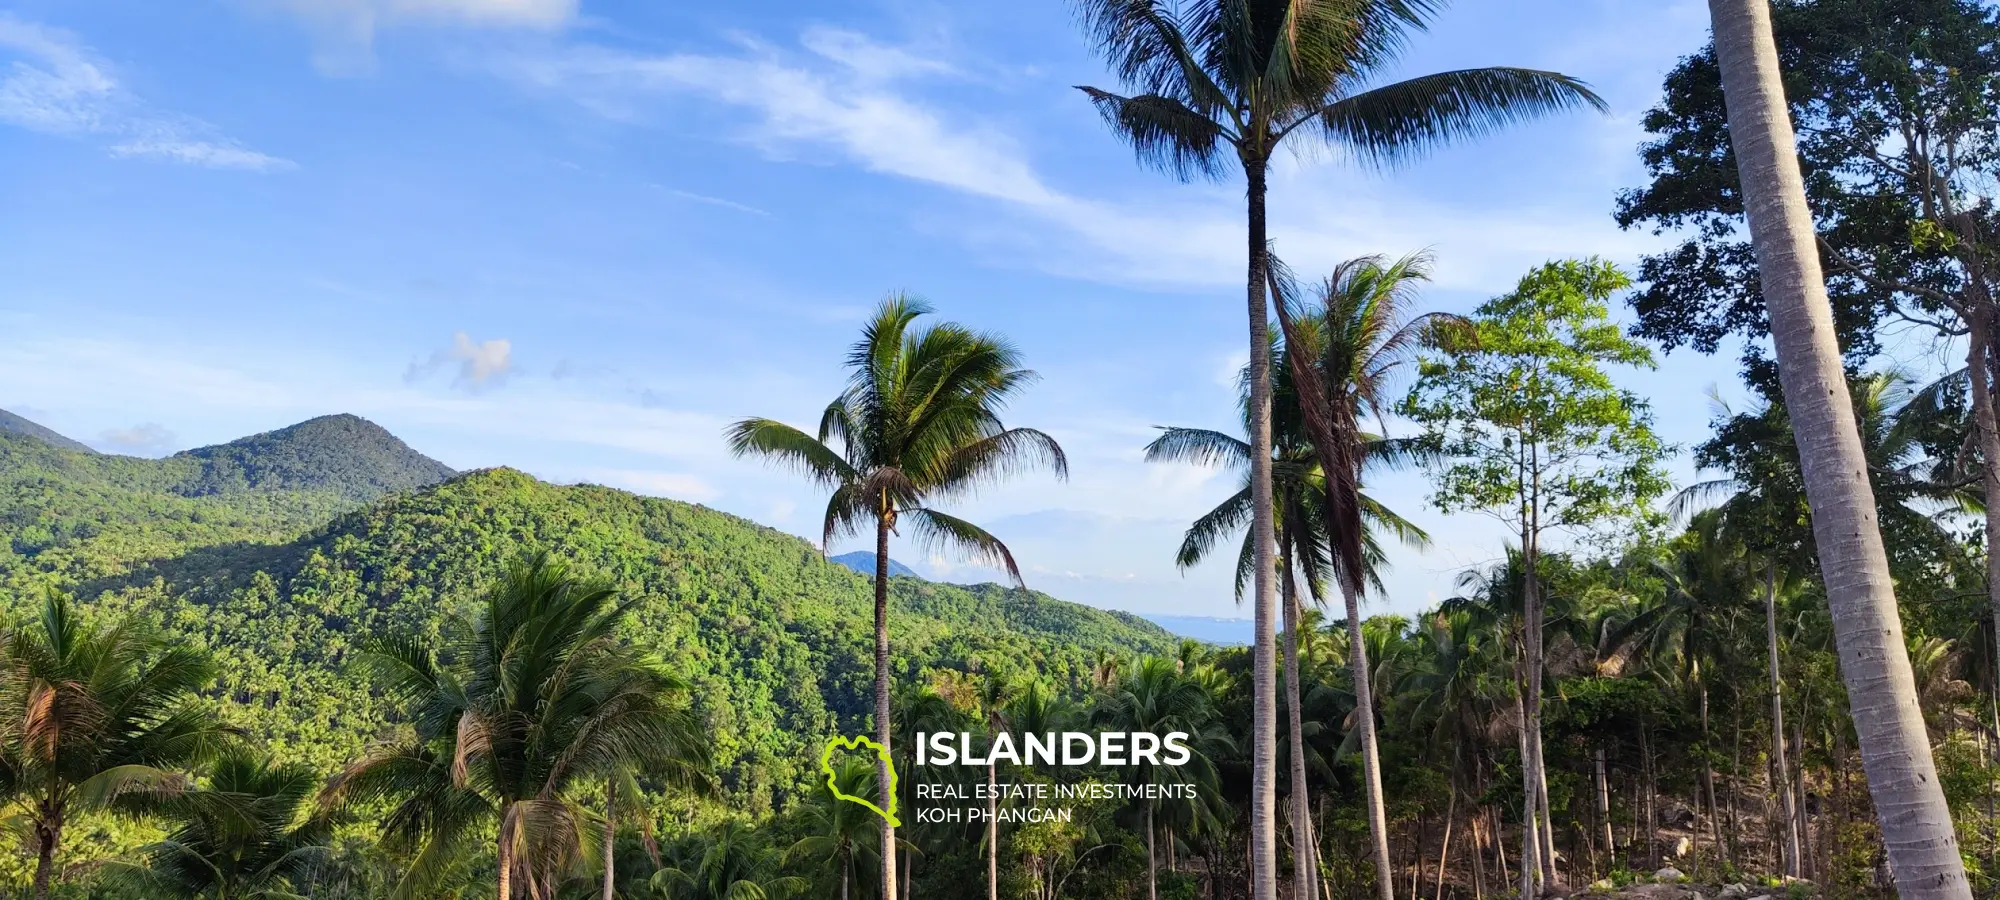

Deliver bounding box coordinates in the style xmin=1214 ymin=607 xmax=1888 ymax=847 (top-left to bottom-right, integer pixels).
xmin=0 ymin=589 xmax=229 ymax=900
xmin=1070 ymin=6 xmax=1602 ymax=890
xmin=728 ymin=294 xmax=1067 ymax=900
xmin=1267 ymin=251 xmax=1456 ymax=898
xmin=891 ymin=683 xmax=961 ymax=899
xmin=324 ymin=552 xmax=709 ymax=900
xmin=790 ymin=757 xmax=884 ymax=900
xmin=1095 ymin=657 xmax=1229 ymax=900
xmin=108 ymin=747 xmax=336 ymax=899
xmin=1704 ymin=1 xmax=1971 ymax=897
xmin=1677 ymin=371 xmax=1982 ymax=879
xmin=976 ymin=673 xmax=1016 ymax=900
xmin=655 ymin=821 xmax=807 ymax=900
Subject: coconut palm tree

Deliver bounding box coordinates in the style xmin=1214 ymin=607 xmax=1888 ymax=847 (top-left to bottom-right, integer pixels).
xmin=891 ymin=684 xmax=962 ymax=899
xmin=976 ymin=672 xmax=1016 ymax=900
xmin=1267 ymin=251 xmax=1459 ymax=897
xmin=324 ymin=552 xmax=709 ymax=900
xmin=790 ymin=757 xmax=884 ymax=900
xmin=107 ymin=747 xmax=336 ymax=899
xmin=656 ymin=821 xmax=807 ymax=900
xmin=0 ymin=589 xmax=230 ymax=900
xmin=728 ymin=294 xmax=1067 ymax=900
xmin=1145 ymin=408 xmax=1423 ymax=892
xmin=1095 ymin=657 xmax=1229 ymax=900
xmin=1704 ymin=1 xmax=1970 ymax=896
xmin=1070 ymin=7 xmax=1602 ymax=890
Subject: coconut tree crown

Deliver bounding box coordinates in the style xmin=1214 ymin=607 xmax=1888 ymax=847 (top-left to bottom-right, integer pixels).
xmin=727 ymin=294 xmax=1068 ymax=583
xmin=1073 ymin=0 xmax=1608 ymax=176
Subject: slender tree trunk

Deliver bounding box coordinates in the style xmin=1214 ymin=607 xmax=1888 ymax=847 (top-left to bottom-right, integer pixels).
xmin=1435 ymin=787 xmax=1458 ymax=900
xmin=1765 ymin=566 xmax=1801 ymax=878
xmin=1244 ymin=154 xmax=1280 ymax=900
xmin=1966 ymin=299 xmax=2000 ymax=784
xmin=30 ymin=816 xmax=59 ymax=900
xmin=1730 ymin=710 xmax=1744 ymax=864
xmin=1473 ymin=806 xmax=1489 ymax=900
xmin=603 ymin=782 xmax=617 ymax=900
xmin=1285 ymin=574 xmax=1320 ymax=900
xmin=990 ymin=759 xmax=1000 ymax=900
xmin=1596 ymin=748 xmax=1614 ymax=867
xmin=1707 ymin=1 xmax=1971 ymax=896
xmin=1795 ymin=718 xmax=1811 ymax=880
xmin=843 ymin=848 xmax=852 ymax=900
xmin=1150 ymin=805 xmax=1160 ymax=900
xmin=1703 ymin=684 xmax=1726 ymax=872
xmin=1335 ymin=578 xmax=1394 ymax=900
xmin=875 ymin=516 xmax=899 ymax=899
xmin=498 ymin=828 xmax=513 ymax=900
xmin=1518 ymin=687 xmax=1541 ymax=899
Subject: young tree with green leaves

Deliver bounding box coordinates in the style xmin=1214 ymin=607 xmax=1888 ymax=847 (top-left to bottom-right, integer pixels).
xmin=727 ymin=294 xmax=1067 ymax=900
xmin=1067 ymin=3 xmax=1603 ymax=893
xmin=323 ymin=552 xmax=709 ymax=900
xmin=1402 ymin=258 xmax=1669 ymax=896
xmin=0 ymin=590 xmax=230 ymax=900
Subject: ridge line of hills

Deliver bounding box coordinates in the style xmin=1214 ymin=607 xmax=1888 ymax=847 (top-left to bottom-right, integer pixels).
xmin=0 ymin=406 xmax=1177 ymax=813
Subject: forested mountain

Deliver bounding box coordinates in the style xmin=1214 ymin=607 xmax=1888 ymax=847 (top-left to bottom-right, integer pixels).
xmin=0 ymin=408 xmax=96 ymax=454
xmin=169 ymin=413 xmax=455 ymax=501
xmin=0 ymin=420 xmax=1173 ymax=818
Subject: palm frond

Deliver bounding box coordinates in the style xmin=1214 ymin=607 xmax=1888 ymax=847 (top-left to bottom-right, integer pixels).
xmin=1313 ymin=67 xmax=1606 ymax=166
xmin=902 ymin=507 xmax=1025 ymax=588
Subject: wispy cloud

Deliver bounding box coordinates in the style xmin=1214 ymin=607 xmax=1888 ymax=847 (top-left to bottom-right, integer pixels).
xmin=499 ymin=27 xmax=1662 ymax=294
xmin=97 ymin=422 xmax=178 ymax=455
xmin=659 ymin=186 xmax=770 ymax=217
xmin=0 ymin=15 xmax=292 ymax=171
xmin=405 ymin=332 xmax=515 ymax=392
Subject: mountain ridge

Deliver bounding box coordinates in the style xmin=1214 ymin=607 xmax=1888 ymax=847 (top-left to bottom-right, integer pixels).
xmin=0 ymin=416 xmax=1176 ymax=813
xmin=0 ymin=408 xmax=96 ymax=454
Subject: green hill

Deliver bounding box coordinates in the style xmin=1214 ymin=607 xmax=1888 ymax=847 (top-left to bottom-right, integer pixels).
xmin=0 ymin=408 xmax=96 ymax=454
xmin=0 ymin=422 xmax=1173 ymax=815
xmin=171 ymin=413 xmax=456 ymax=501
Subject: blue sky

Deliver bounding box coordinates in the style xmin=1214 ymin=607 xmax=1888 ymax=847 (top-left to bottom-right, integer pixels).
xmin=0 ymin=0 xmax=1756 ymax=619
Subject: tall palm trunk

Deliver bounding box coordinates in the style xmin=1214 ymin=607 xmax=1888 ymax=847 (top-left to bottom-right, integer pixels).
xmin=1244 ymin=154 xmax=1280 ymax=900
xmin=1707 ymin=1 xmax=1971 ymax=897
xmin=498 ymin=828 xmax=514 ymax=900
xmin=989 ymin=759 xmax=1000 ymax=900
xmin=1765 ymin=567 xmax=1801 ymax=877
xmin=1148 ymin=805 xmax=1159 ymax=900
xmin=1284 ymin=570 xmax=1320 ymax=900
xmin=1341 ymin=581 xmax=1393 ymax=900
xmin=31 ymin=810 xmax=59 ymax=900
xmin=603 ymin=782 xmax=617 ymax=900
xmin=874 ymin=514 xmax=899 ymax=899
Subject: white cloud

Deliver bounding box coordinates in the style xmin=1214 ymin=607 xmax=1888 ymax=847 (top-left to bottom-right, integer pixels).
xmin=406 ymin=332 xmax=514 ymax=392
xmin=502 ymin=28 xmax=1663 ymax=295
xmin=97 ymin=422 xmax=178 ymax=455
xmin=0 ymin=15 xmax=291 ymax=171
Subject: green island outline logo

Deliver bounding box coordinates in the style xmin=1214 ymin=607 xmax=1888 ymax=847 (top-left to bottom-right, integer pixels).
xmin=819 ymin=734 xmax=900 ymax=827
